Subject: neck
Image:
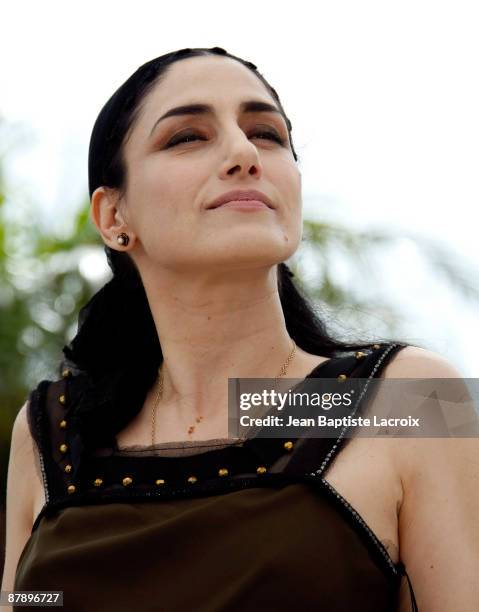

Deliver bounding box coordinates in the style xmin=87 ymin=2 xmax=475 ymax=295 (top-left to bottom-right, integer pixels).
xmin=140 ymin=265 xmax=311 ymax=432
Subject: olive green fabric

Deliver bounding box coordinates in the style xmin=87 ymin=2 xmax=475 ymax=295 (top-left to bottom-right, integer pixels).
xmin=15 ymin=482 xmax=400 ymax=611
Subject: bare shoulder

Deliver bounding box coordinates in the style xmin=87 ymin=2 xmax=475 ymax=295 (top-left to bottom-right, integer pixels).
xmin=1 ymin=399 xmax=42 ymax=593
xmin=380 ymin=344 xmax=473 ymax=465
xmin=381 ymin=344 xmax=466 ymax=378
xmin=377 ymin=346 xmax=479 ymax=608
xmin=8 ymin=400 xmax=45 ymax=521
xmin=9 ymin=400 xmax=42 ymax=509
xmin=11 ymin=400 xmax=33 ymax=456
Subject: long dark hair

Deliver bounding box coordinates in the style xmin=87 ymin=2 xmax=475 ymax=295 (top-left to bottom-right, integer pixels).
xmin=61 ymin=46 xmax=410 ymax=450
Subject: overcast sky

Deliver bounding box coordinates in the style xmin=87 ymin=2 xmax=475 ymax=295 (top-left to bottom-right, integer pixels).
xmin=2 ymin=0 xmax=478 ymax=375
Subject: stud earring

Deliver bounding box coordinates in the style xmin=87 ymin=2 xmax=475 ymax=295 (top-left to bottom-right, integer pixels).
xmin=117 ymin=232 xmax=130 ymax=246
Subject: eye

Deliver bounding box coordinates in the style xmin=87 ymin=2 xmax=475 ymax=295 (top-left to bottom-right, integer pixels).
xmin=164 ymin=130 xmax=207 ymax=148
xmin=164 ymin=128 xmax=286 ymax=149
xmin=251 ymin=129 xmax=285 ymax=145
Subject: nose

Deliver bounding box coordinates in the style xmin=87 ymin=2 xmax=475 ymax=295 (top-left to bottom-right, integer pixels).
xmin=218 ymin=127 xmax=263 ymax=180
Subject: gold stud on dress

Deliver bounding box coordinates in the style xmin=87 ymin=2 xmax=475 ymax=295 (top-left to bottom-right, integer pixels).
xmin=283 ymin=441 xmax=294 ymax=451
xmin=218 ymin=468 xmax=229 ymax=477
xmin=58 ymin=394 xmax=66 ymax=405
xmin=62 ymin=368 xmax=72 ymax=378
xmin=187 ymin=476 xmax=198 ymax=484
xmin=372 ymin=344 xmax=381 ymax=350
xmin=155 ymin=479 xmax=166 ymax=486
xmin=355 ymin=351 xmax=367 ymax=359
xmin=256 ymin=466 xmax=267 ymax=474
xmin=93 ymin=478 xmax=103 ymax=487
xmin=59 ymin=420 xmax=67 ymax=429
xmin=64 ymin=464 xmax=72 ymax=473
xmin=67 ymin=485 xmax=76 ymax=494
xmin=59 ymin=444 xmax=68 ymax=453
xmin=337 ymin=374 xmax=348 ymax=382
xmin=122 ymin=477 xmax=133 ymax=486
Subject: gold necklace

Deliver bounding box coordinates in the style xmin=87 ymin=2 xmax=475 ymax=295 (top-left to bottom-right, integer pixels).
xmin=151 ymin=339 xmax=297 ymax=446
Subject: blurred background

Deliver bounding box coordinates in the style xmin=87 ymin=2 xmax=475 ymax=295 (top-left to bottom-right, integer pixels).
xmin=1 ymin=0 xmax=478 ymax=572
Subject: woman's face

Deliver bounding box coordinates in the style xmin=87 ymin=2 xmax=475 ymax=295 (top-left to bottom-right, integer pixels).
xmin=117 ymin=55 xmax=302 ymax=277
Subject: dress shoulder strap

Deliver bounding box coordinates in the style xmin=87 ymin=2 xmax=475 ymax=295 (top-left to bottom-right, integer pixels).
xmin=314 ymin=341 xmax=408 ymax=380
xmin=26 ymin=361 xmax=84 ymax=506
xmin=282 ymin=342 xmax=409 ymax=477
xmin=322 ymin=341 xmax=409 ymax=473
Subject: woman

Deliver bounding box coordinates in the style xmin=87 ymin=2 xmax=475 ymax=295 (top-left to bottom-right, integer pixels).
xmin=2 ymin=46 xmax=477 ymax=611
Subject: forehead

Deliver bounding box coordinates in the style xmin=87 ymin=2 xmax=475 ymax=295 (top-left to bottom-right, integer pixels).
xmin=140 ymin=55 xmax=273 ymax=119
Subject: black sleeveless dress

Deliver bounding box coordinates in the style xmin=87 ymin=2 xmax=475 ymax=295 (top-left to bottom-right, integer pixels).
xmin=14 ymin=343 xmax=419 ymax=611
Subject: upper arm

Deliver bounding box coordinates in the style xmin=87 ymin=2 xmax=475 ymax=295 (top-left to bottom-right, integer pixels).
xmin=1 ymin=400 xmax=41 ymax=593
xmin=384 ymin=346 xmax=479 ymax=611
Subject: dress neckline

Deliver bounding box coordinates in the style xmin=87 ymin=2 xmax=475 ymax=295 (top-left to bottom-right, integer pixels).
xmin=114 ymin=354 xmax=337 ymax=453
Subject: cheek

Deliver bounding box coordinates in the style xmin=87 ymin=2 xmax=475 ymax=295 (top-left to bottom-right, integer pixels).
xmin=129 ymin=162 xmax=198 ymax=226
xmin=287 ymin=163 xmax=302 ymax=194
xmin=144 ymin=158 xmax=206 ymax=207
xmin=277 ymin=163 xmax=302 ymax=213
xmin=279 ymin=164 xmax=303 ymax=241
xmin=270 ymin=155 xmax=300 ymax=189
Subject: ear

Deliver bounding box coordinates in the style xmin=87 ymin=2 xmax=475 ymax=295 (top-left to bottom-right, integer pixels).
xmin=90 ymin=187 xmax=136 ymax=248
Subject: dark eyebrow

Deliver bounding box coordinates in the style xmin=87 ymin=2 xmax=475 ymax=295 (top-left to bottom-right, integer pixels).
xmin=149 ymin=100 xmax=284 ymax=137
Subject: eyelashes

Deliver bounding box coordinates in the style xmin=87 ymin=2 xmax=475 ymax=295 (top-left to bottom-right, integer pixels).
xmin=164 ymin=128 xmax=286 ymax=149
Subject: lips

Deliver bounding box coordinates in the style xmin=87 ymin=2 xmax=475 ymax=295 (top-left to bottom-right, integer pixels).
xmin=206 ymin=189 xmax=275 ymax=210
